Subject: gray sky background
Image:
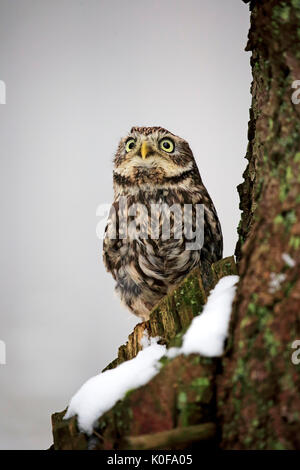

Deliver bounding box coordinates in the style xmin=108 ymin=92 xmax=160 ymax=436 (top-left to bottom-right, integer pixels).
xmin=0 ymin=0 xmax=251 ymax=449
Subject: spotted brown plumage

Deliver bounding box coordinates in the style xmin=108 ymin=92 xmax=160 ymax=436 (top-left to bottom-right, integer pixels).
xmin=103 ymin=127 xmax=223 ymax=320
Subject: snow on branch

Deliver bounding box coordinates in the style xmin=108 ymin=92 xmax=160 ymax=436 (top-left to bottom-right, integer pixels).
xmin=64 ymin=275 xmax=238 ymax=434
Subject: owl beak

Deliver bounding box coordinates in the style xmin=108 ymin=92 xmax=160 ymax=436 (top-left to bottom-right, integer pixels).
xmin=141 ymin=141 xmax=149 ymax=160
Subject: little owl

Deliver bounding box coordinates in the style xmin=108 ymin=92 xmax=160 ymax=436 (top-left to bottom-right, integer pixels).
xmin=103 ymin=126 xmax=223 ymax=320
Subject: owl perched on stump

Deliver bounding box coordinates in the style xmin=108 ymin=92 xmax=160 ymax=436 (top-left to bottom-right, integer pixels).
xmin=103 ymin=127 xmax=223 ymax=320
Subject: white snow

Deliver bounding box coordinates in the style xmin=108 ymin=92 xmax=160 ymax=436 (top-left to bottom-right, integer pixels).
xmin=64 ymin=337 xmax=166 ymax=434
xmin=181 ymin=275 xmax=239 ymax=356
xmin=140 ymin=331 xmax=160 ymax=349
xmin=282 ymin=252 xmax=296 ymax=268
xmin=64 ymin=275 xmax=239 ymax=434
xmin=168 ymin=275 xmax=239 ymax=358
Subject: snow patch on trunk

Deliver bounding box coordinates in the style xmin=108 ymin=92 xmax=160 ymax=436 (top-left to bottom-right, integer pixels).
xmin=64 ymin=339 xmax=166 ymax=434
xmin=64 ymin=275 xmax=239 ymax=434
xmin=168 ymin=275 xmax=239 ymax=358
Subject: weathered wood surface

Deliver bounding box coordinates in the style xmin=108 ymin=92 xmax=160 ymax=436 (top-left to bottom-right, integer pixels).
xmin=51 ymin=257 xmax=236 ymax=450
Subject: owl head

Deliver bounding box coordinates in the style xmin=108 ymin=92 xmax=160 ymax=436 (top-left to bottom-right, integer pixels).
xmin=113 ymin=126 xmax=199 ymax=187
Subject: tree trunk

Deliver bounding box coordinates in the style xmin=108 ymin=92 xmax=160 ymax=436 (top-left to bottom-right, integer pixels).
xmin=219 ymin=0 xmax=300 ymax=450
xmin=50 ymin=0 xmax=300 ymax=450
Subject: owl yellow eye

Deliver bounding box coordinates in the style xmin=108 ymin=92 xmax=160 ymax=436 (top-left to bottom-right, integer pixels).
xmin=160 ymin=138 xmax=174 ymax=153
xmin=125 ymin=138 xmax=136 ymax=153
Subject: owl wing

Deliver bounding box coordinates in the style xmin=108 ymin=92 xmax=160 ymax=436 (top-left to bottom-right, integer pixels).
xmin=195 ymin=186 xmax=223 ymax=263
xmin=102 ymin=201 xmax=122 ymax=280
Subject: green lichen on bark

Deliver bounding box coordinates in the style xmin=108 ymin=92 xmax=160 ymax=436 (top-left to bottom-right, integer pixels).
xmin=236 ymin=0 xmax=300 ymax=262
xmin=52 ymin=354 xmax=218 ymax=450
xmin=90 ymin=354 xmax=217 ymax=450
xmin=219 ymin=0 xmax=300 ymax=450
xmin=51 ymin=0 xmax=300 ymax=451
xmin=51 ymin=258 xmax=235 ymax=450
xmin=103 ymin=257 xmax=235 ymax=372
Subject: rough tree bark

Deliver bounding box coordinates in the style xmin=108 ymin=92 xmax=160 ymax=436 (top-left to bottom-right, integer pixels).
xmin=219 ymin=0 xmax=300 ymax=449
xmin=52 ymin=257 xmax=236 ymax=450
xmin=51 ymin=0 xmax=300 ymax=450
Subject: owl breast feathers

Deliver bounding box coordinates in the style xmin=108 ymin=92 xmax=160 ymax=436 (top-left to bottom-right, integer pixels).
xmin=103 ymin=126 xmax=223 ymax=320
